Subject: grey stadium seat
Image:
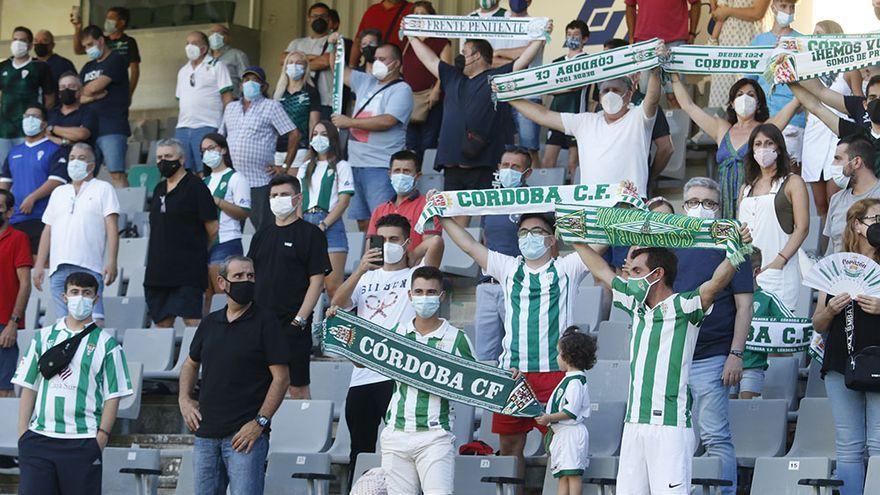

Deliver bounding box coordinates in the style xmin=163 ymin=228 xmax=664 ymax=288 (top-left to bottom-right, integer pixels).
xmin=451 ymin=402 xmax=475 ymax=449
xmin=265 ymin=452 xmax=334 ymax=495
xmin=417 ymin=173 xmax=444 ymax=194
xmin=595 ymin=321 xmax=631 ymax=360
xmin=585 ymin=401 xmax=626 ymax=457
xmin=16 ymin=328 xmax=36 ymax=357
xmin=122 ymin=328 xmax=175 ymax=375
xmin=0 ymin=398 xmax=20 ymax=455
xmin=528 ymin=168 xmax=565 ymax=187
xmin=763 ymin=356 xmax=800 ymax=410
xmin=866 ymin=456 xmax=880 ymax=495
xmin=309 ymin=360 xmax=353 ymax=419
xmin=786 ymin=398 xmax=836 ymax=460
xmin=345 ymin=232 xmax=365 ymax=276
xmin=269 ymin=399 xmax=334 ymax=453
xmin=118 ymin=361 xmax=144 ymax=420
xmin=454 ymin=455 xmax=521 ymax=495
xmin=117 ymin=238 xmax=150 ymax=273
xmin=729 ymin=398 xmax=787 ymax=467
xmin=422 ymin=149 xmax=438 ymax=172
xmin=585 ymin=360 xmax=630 ymax=403
xmin=102 ymin=446 xmax=162 ymax=495
xmin=125 ymin=268 xmax=146 ymax=298
xmin=103 ymin=297 xmax=149 ymax=332
xmin=209 ymin=294 xmax=227 ymax=312
xmin=116 ymin=186 xmax=147 ymax=214
xmin=571 ymin=286 xmax=610 ymax=332
xmin=174 ymin=450 xmax=194 ymax=495
xmin=804 ymin=359 xmax=827 ymax=398
xmin=351 ymin=452 xmax=382 ymax=486
xmin=542 ymin=455 xmax=619 ymax=495
xmin=750 ymin=457 xmax=835 ymax=495
xmin=476 ymin=410 xmax=544 ymax=457
xmin=440 ymin=228 xmax=482 ymax=277
xmin=149 ymin=326 xmax=197 ymax=380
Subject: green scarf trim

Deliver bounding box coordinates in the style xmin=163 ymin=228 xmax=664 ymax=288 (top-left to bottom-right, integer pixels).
xmin=332 ymin=38 xmax=345 ymax=115
xmin=746 ymin=317 xmax=815 ymax=353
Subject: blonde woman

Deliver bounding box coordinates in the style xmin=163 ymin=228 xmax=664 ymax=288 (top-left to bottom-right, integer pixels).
xmin=274 ymin=51 xmax=321 ymax=173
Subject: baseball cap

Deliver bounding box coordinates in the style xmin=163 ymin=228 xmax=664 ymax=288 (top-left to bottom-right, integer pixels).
xmin=242 ymin=66 xmax=266 ymax=82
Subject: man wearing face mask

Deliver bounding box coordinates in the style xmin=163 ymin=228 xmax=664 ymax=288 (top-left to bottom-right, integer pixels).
xmin=572 ymin=225 xmax=751 ymax=495
xmin=207 ymin=24 xmax=250 ymax=100
xmin=220 ymin=66 xmax=298 ymax=231
xmin=824 ymin=136 xmax=880 ymax=255
xmin=33 ymin=30 xmax=75 ymax=99
xmin=0 ymin=105 xmax=67 ymax=253
xmin=14 ymin=271 xmax=132 ymax=495
xmin=0 ymin=189 xmax=32 ymax=401
xmin=47 ymin=73 xmax=97 ymax=157
xmin=283 ymin=3 xmax=335 ymax=115
xmin=670 ymin=177 xmax=754 ymax=495
xmin=72 ymin=7 xmax=140 ymax=98
xmin=330 ymin=213 xmax=443 ymax=484
xmin=144 ymin=139 xmax=219 ymax=328
xmin=248 ymin=174 xmax=331 ymax=399
xmin=79 ymin=25 xmax=131 ymax=189
xmin=179 ymin=255 xmax=290 ymax=495
xmin=175 ymin=31 xmax=234 ymax=174
xmin=437 ymin=210 xmax=588 ymax=481
xmin=0 ymin=27 xmax=54 ymax=165
xmin=328 ymin=33 xmax=413 ymax=231
xmin=33 ymin=143 xmax=119 ymax=326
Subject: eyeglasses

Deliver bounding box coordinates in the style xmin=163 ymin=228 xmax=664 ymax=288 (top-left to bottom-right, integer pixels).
xmin=517 ymin=228 xmax=551 ymax=238
xmin=859 ymin=215 xmax=880 ymax=226
xmin=189 ymin=73 xmax=195 ymax=87
xmin=683 ymin=199 xmax=720 ymax=210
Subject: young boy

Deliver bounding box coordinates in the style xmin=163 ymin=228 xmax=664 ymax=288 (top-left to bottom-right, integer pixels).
xmin=537 ymin=326 xmax=597 ymax=495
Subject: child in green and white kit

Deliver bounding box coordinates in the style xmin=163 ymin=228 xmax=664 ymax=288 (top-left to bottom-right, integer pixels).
xmin=536 ymin=326 xmax=597 ymax=495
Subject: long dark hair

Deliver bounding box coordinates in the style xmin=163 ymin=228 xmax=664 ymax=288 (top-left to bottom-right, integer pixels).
xmin=303 ymin=120 xmax=342 ymax=187
xmin=726 ymin=78 xmax=770 ymax=124
xmin=201 ymin=132 xmax=234 ymax=176
xmin=744 ymin=123 xmax=791 ymax=186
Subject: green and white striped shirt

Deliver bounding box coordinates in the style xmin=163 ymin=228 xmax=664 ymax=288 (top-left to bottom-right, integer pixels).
xmin=296 ymin=159 xmax=354 ymax=212
xmin=487 ymin=251 xmax=588 ymax=372
xmin=12 ymin=320 xmax=133 ymax=439
xmin=546 ymin=371 xmax=590 ymax=425
xmin=385 ymin=318 xmax=474 ymax=432
xmin=611 ymin=277 xmax=710 ymax=428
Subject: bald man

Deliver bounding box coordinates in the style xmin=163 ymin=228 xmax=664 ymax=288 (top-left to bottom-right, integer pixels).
xmin=34 ymin=30 xmax=76 ymax=99
xmin=208 ymin=24 xmax=250 ymax=100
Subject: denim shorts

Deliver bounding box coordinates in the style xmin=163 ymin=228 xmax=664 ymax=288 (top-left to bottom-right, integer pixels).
xmin=0 ymin=344 xmax=17 ymax=390
xmin=512 ymin=100 xmax=541 ymax=151
xmin=303 ymin=211 xmax=348 ymax=253
xmin=96 ymin=134 xmax=128 ymax=173
xmin=348 ymin=167 xmax=394 ymax=221
xmin=209 ymin=239 xmax=244 ymax=265
xmin=736 ymin=368 xmax=765 ymax=395
xmin=175 ymin=126 xmax=217 ymax=173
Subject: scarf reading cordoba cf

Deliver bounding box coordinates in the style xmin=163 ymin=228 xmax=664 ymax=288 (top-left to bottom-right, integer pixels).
xmin=555 ymin=204 xmax=752 ymax=265
xmin=323 ymin=310 xmax=544 ymax=417
xmin=332 ymin=38 xmax=345 ymax=115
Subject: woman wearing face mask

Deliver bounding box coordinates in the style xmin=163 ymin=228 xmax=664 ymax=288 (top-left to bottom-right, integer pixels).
xmin=812 ymin=198 xmax=880 ymax=495
xmin=355 ymin=29 xmax=382 ymax=75
xmin=737 ymin=123 xmax=808 ymax=310
xmin=296 ymin=121 xmax=352 ymax=297
xmin=673 ymin=76 xmax=800 ymax=218
xmin=273 ymin=51 xmax=321 ymax=173
xmin=200 ymin=133 xmax=251 ymax=307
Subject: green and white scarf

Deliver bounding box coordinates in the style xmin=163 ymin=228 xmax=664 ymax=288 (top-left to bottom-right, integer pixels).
xmin=555 ymin=205 xmax=752 ymax=265
xmin=332 ymin=38 xmax=345 ymax=115
xmin=665 ymin=44 xmax=773 ymax=75
xmin=323 ymin=310 xmax=544 ymax=417
xmin=400 ymin=14 xmax=550 ymax=41
xmin=746 ymin=317 xmax=815 ymax=353
xmin=768 ymin=34 xmax=880 ymax=84
xmin=490 ymin=39 xmax=662 ymax=102
xmin=414 ymin=182 xmax=645 ymax=234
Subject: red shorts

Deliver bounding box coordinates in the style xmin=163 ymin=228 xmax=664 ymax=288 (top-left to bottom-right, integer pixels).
xmin=492 ymin=371 xmax=565 ymax=435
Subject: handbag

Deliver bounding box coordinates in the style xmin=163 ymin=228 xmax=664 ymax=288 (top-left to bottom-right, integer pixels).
xmin=409 ymin=89 xmax=433 ymax=124
xmin=38 ymin=322 xmax=99 ymax=379
xmin=842 ymin=302 xmax=880 ymax=391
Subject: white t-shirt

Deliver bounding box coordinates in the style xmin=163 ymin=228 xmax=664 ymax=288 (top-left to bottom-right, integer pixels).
xmin=42 ymin=179 xmax=119 ymax=276
xmin=285 ymin=36 xmax=332 ymax=107
xmin=296 ymin=159 xmax=355 ymax=212
xmin=562 ymin=105 xmax=656 ymax=197
xmin=176 ymin=57 xmax=234 ymax=129
xmin=205 ymin=169 xmax=251 ymax=244
xmin=346 ymin=265 xmax=421 ymax=387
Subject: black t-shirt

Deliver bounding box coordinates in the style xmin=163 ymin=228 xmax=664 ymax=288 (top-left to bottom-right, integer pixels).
xmin=48 ymin=106 xmax=98 ymax=149
xmin=145 ymin=172 xmax=217 ymax=289
xmin=107 ymin=34 xmax=141 ymax=65
xmin=247 ymin=218 xmax=332 ymax=322
xmin=80 ymin=50 xmax=130 ymax=136
xmin=189 ymin=304 xmax=290 ymax=438
xmin=436 ymin=61 xmax=514 ymax=169
xmin=844 ymin=95 xmax=871 ymax=129
xmin=838 ymin=118 xmax=880 ymax=172
xmin=45 ymin=54 xmax=76 ymax=97
xmin=821 ymin=294 xmax=880 ymax=376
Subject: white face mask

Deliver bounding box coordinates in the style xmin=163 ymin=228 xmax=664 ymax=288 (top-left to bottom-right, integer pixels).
xmin=733 ymin=94 xmax=757 ymax=117
xmin=185 ymin=43 xmax=202 ymax=61
xmin=753 ymin=148 xmax=778 ymax=168
xmin=269 ymin=196 xmax=295 ymax=219
xmin=384 ymin=241 xmax=407 ymax=264
xmin=775 ymin=11 xmax=795 ymax=27
xmin=67 ymin=295 xmax=94 ymax=321
xmin=685 ymin=204 xmax=717 ymax=219
xmin=601 ymin=91 xmax=625 ymax=115
xmin=371 ymin=60 xmax=390 ymax=80
xmin=830 ymin=163 xmax=851 ymax=189
xmin=208 ymin=32 xmax=225 ymax=50
xmin=67 ymin=159 xmax=90 ymax=182
xmin=10 ymin=40 xmax=28 ymax=58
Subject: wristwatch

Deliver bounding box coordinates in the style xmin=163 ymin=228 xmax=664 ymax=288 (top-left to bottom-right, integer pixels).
xmin=255 ymin=415 xmax=270 ymax=429
xmin=729 ymin=349 xmax=744 ymax=359
xmin=292 ymin=316 xmax=308 ymax=328
xmin=9 ymin=315 xmax=21 ymax=324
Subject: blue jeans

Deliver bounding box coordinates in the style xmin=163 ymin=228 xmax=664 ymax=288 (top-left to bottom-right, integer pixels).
xmin=474 ymin=282 xmax=505 ymax=361
xmin=175 ymin=127 xmax=217 ymax=173
xmin=512 ymin=100 xmax=540 ymax=151
xmin=193 ymin=432 xmax=269 ymax=495
xmin=303 ymin=211 xmax=348 ymax=253
xmin=0 ymin=137 xmax=24 ymax=165
xmin=824 ymin=371 xmax=880 ymax=495
xmin=49 ymin=264 xmax=106 ymax=320
xmin=96 ymin=134 xmax=128 ymax=173
xmin=405 ymin=102 xmax=443 ymax=161
xmin=688 ymin=355 xmax=736 ymax=495
xmin=348 ymin=167 xmax=394 ymax=221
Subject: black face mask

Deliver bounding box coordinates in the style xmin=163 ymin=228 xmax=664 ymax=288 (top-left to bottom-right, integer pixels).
xmin=362 ymin=45 xmax=377 ymax=64
xmin=868 ymin=99 xmax=880 ymax=124
xmin=311 ymin=18 xmax=329 ymax=34
xmin=454 ymin=54 xmax=466 ymax=71
xmin=34 ymin=43 xmax=50 ymax=57
xmin=158 ymin=159 xmax=182 ymax=178
xmin=59 ymin=88 xmax=77 ymax=106
xmin=224 ymin=279 xmax=255 ymax=305
xmin=868 ymin=223 xmax=880 ymax=249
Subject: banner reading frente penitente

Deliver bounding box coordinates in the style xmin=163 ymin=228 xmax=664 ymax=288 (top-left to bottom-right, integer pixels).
xmin=400 ymin=14 xmax=550 ymax=41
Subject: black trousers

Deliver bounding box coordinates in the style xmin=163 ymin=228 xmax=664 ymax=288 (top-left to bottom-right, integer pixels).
xmin=346 ymin=380 xmax=394 ymax=484
xmin=18 ymin=430 xmax=102 ymax=495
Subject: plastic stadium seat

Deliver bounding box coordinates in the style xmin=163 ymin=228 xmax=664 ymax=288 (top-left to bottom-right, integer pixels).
xmin=804 ymin=360 xmax=826 ymax=398
xmin=571 ymin=286 xmax=610 ymax=332
xmin=118 ymin=361 xmax=144 ymax=420
xmin=116 ymin=187 xmax=147 ymax=215
xmin=585 ymin=360 xmax=630 ymax=403
xmin=454 ymin=455 xmax=521 ymax=495
xmin=786 ymin=398 xmax=837 ymax=460
xmin=117 ymin=238 xmax=150 ymax=273
xmin=763 ymin=356 xmax=800 ymax=410
xmin=794 ymin=284 xmax=814 ymax=318
xmin=149 ymin=327 xmax=197 ymax=380
xmin=866 ymin=456 xmax=880 ymax=494
xmin=269 ymin=400 xmax=334 ymax=453
xmin=595 ymin=321 xmax=631 ymax=360
xmin=309 ymin=360 xmax=353 ymax=419
xmin=691 ymin=456 xmax=734 ymax=495
xmin=804 ymin=216 xmax=822 ymax=255
xmin=102 ymin=446 xmax=162 ymax=495
xmin=543 ymin=455 xmax=619 ymax=495
xmin=422 ymin=149 xmax=438 ymax=172
xmin=528 ymin=168 xmax=565 ymax=187
xmin=126 ymin=268 xmax=146 ymax=298
xmin=241 ymin=234 xmax=253 ymax=254
xmin=609 ymin=304 xmax=631 ymax=322
xmin=585 ymin=401 xmax=626 ymax=456
xmin=351 ymin=452 xmax=382 ymax=486
xmin=24 ymin=295 xmax=40 ymax=329
xmin=265 ymin=452 xmax=334 ymax=495
xmin=104 ymin=296 xmax=149 ymax=330
xmin=128 ymin=166 xmax=160 ymax=199
xmin=417 ymin=173 xmax=444 ymax=194
xmin=729 ymin=399 xmax=787 ymax=467
xmin=125 ymin=141 xmax=142 ymax=168
xmin=122 ymin=329 xmax=175 ymax=375
xmin=440 ymin=228 xmax=481 ymax=277
xmin=451 ymin=402 xmax=475 ymax=449
xmin=174 ymin=450 xmax=194 ymax=495
xmin=0 ymin=398 xmax=20 ymax=455
xmin=16 ymin=328 xmax=36 ymax=357
xmin=750 ymin=457 xmax=834 ymax=495
xmin=209 ymin=294 xmax=227 ymax=312
xmin=345 ymin=232 xmax=365 ymax=276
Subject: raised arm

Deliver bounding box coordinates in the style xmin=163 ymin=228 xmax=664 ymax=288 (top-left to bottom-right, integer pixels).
xmin=698 ymin=225 xmax=752 ymax=311
xmin=512 ymin=38 xmax=545 ymax=72
xmin=331 ymin=250 xmax=380 ymax=310
xmin=798 ymin=78 xmax=848 ymax=114
xmin=767 ymin=96 xmax=802 ymax=131
xmin=790 ymin=82 xmax=840 ymax=135
xmin=437 ymin=216 xmax=488 ymax=270
xmin=641 ymin=68 xmax=662 ymax=120
xmin=407 ymin=36 xmax=440 ymax=79
xmin=671 ymin=73 xmax=729 ymax=143
xmin=409 ymin=233 xmax=444 ymax=268
xmin=507 ymin=99 xmax=564 ymax=132
xmin=572 ymin=243 xmax=616 ymax=289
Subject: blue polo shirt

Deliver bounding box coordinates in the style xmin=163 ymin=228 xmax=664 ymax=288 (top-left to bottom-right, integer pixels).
xmin=749 ymin=31 xmax=806 ymax=128
xmin=673 ymin=248 xmax=754 ymax=360
xmin=0 ymin=138 xmax=67 ymax=224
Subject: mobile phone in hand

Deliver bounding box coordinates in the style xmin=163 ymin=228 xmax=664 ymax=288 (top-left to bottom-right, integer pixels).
xmin=368 ymin=235 xmax=384 ymax=261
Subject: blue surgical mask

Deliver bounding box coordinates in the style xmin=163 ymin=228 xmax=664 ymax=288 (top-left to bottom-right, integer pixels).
xmin=311 ymin=134 xmax=330 ymax=154
xmin=202 ymin=149 xmax=223 ymax=169
xmin=22 ymin=116 xmax=42 ymax=137
xmin=286 ymin=63 xmax=306 ymax=81
xmin=498 ymin=168 xmax=523 ymax=188
xmin=626 ymin=268 xmax=659 ymax=306
xmin=564 ymin=37 xmax=582 ymax=50
xmin=518 ymin=232 xmax=548 ymax=260
xmin=390 ymin=173 xmax=415 ymax=194
xmin=411 ymin=295 xmax=441 ymax=318
xmin=86 ymin=45 xmax=102 ymax=60
xmin=67 ymin=295 xmax=94 ymax=321
xmin=242 ymin=80 xmax=262 ymax=101
xmin=67 ymin=159 xmax=89 ymax=181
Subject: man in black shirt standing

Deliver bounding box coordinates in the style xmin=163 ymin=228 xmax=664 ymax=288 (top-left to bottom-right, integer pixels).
xmin=144 ymin=138 xmax=218 ymax=328
xmin=47 ymin=73 xmax=97 ymax=156
xmin=179 ymin=255 xmax=290 ymax=495
xmin=33 ymin=30 xmax=76 ymax=96
xmin=248 ymin=174 xmax=330 ymax=399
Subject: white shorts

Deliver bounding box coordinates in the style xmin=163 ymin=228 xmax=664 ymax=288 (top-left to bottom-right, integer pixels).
xmin=616 ymin=423 xmax=694 ymax=495
xmin=380 ymin=427 xmax=455 ymax=495
xmin=782 ymin=124 xmax=805 ymax=163
xmin=549 ymin=423 xmax=589 ymax=478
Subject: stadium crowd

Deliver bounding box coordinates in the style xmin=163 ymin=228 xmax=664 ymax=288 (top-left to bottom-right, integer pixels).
xmin=2 ymin=0 xmax=880 ymax=494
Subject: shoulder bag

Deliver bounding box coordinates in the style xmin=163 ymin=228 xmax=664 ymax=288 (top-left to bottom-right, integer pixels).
xmin=38 ymin=322 xmax=99 ymax=379
xmin=843 ymin=302 xmax=880 ymax=391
